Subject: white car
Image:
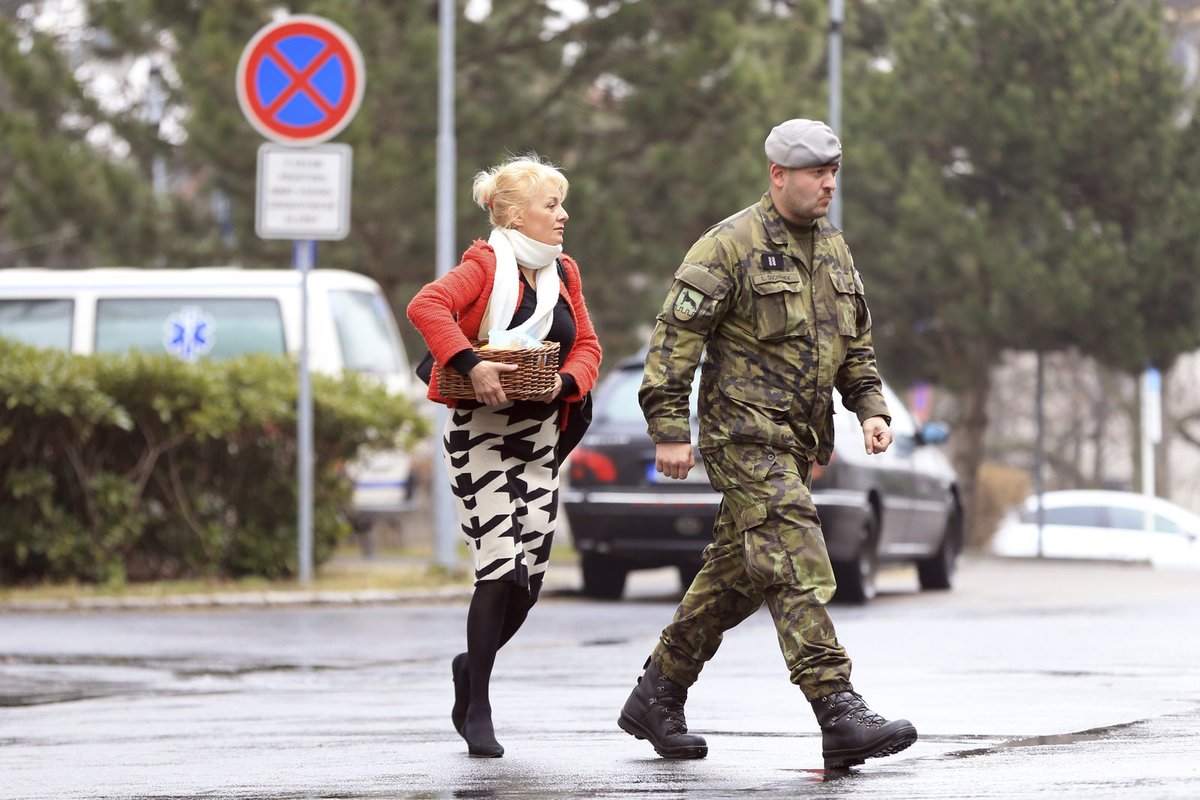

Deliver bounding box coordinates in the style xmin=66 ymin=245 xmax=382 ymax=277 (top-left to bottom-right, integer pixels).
xmin=990 ymin=489 xmax=1200 ymax=569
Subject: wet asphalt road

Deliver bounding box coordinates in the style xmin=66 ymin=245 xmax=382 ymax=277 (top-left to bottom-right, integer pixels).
xmin=2 ymin=555 xmax=1199 ymax=799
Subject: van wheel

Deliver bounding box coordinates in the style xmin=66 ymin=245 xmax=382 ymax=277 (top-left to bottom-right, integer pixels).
xmin=580 ymin=553 xmax=627 ymax=600
xmin=833 ymin=514 xmax=879 ymax=604
xmin=918 ymin=503 xmax=962 ymax=591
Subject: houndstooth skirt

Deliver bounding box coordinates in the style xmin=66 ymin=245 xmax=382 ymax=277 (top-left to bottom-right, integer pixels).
xmin=442 ymin=402 xmax=560 ymax=592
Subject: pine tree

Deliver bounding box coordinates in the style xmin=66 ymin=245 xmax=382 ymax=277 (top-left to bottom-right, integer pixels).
xmin=843 ymin=0 xmax=1200 ymax=529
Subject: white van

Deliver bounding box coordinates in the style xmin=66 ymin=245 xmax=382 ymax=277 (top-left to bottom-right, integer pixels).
xmin=0 ymin=267 xmax=416 ymax=523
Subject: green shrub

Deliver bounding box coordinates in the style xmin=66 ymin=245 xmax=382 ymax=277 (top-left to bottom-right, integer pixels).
xmin=0 ymin=338 xmax=428 ymax=584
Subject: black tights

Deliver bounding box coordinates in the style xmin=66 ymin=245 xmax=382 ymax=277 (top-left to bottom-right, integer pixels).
xmin=463 ymin=577 xmax=541 ymax=741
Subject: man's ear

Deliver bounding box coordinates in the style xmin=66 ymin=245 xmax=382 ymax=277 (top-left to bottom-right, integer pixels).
xmin=768 ymin=162 xmax=788 ymax=189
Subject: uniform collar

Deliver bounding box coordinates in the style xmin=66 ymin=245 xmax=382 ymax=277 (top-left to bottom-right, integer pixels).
xmin=757 ymin=192 xmax=841 ymax=248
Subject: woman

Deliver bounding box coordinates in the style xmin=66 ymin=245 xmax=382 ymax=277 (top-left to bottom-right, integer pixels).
xmin=407 ymin=154 xmax=602 ymax=758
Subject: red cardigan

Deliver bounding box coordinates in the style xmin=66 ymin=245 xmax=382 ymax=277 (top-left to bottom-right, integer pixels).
xmin=406 ymin=240 xmax=602 ymax=407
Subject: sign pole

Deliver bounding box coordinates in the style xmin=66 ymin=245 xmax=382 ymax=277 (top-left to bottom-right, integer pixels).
xmin=295 ymin=240 xmax=316 ymax=585
xmin=237 ymin=14 xmax=364 ymax=585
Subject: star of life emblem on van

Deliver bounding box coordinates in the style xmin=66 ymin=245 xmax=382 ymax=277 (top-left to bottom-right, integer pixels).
xmin=164 ymin=306 xmax=216 ymax=361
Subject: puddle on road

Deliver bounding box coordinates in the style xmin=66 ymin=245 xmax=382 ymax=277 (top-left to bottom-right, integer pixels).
xmin=946 ymin=719 xmax=1142 ymax=759
xmin=579 ymin=637 xmax=629 ymax=647
xmin=1 ymin=652 xmax=341 ymax=677
xmin=0 ymin=652 xmax=344 ymax=707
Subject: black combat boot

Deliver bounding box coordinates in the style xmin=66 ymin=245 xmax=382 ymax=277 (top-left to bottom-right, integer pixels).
xmin=811 ymin=690 xmax=917 ymax=769
xmin=618 ymin=659 xmax=708 ymax=759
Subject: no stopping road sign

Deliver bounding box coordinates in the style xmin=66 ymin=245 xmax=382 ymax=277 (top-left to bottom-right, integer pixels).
xmin=236 ymin=15 xmax=365 ymax=146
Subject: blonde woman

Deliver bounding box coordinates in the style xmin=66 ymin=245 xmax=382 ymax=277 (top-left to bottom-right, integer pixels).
xmin=407 ymin=154 xmax=602 ymax=757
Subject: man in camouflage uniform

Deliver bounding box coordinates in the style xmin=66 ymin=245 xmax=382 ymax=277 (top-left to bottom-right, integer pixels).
xmin=617 ymin=119 xmax=917 ymax=770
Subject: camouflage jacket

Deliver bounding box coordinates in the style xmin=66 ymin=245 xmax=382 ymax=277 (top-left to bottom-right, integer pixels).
xmin=639 ymin=193 xmax=889 ymax=464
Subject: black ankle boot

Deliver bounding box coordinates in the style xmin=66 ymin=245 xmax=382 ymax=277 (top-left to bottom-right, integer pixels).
xmin=811 ymin=690 xmax=916 ymax=769
xmin=462 ymin=711 xmax=504 ymax=758
xmin=617 ymin=658 xmax=707 ymax=759
xmin=450 ymin=652 xmax=469 ymax=739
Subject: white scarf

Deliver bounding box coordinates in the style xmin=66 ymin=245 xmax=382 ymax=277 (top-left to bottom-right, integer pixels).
xmin=480 ymin=227 xmax=562 ymax=345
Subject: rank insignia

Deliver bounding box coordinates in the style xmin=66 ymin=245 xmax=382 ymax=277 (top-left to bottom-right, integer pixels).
xmin=761 ymin=253 xmax=785 ymax=270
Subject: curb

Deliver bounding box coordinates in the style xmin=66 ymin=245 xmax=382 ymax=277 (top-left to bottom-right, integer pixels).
xmin=0 ymin=567 xmax=587 ymax=613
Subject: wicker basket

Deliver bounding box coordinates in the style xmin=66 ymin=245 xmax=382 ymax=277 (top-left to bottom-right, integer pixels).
xmin=435 ymin=340 xmax=560 ymax=400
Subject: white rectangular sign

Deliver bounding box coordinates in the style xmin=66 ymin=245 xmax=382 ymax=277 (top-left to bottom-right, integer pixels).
xmin=256 ymin=143 xmax=352 ymax=240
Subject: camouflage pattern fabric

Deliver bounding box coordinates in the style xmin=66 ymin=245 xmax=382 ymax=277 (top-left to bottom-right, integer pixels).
xmin=651 ymin=443 xmax=852 ymax=699
xmin=640 ymin=192 xmax=890 ymax=699
xmin=640 ymin=193 xmax=889 ymax=464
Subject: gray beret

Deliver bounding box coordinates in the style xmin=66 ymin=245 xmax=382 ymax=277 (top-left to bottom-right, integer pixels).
xmin=764 ymin=119 xmax=842 ymax=168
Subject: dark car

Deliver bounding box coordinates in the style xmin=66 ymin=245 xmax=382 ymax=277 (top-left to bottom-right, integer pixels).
xmin=561 ymin=355 xmax=963 ymax=602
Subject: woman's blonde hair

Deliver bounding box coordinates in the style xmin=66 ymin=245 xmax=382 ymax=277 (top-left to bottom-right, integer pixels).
xmin=472 ymin=154 xmax=568 ymax=229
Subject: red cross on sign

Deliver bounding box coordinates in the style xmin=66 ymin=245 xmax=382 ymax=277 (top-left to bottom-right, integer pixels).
xmin=236 ymin=15 xmax=365 ymax=146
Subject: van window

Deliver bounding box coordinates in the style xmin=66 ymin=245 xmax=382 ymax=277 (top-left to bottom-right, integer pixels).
xmin=95 ymin=298 xmax=286 ymax=361
xmin=329 ymin=289 xmax=404 ymax=374
xmin=0 ymin=299 xmax=74 ymax=350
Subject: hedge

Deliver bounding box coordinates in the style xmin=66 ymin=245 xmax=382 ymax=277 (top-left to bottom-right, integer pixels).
xmin=0 ymin=338 xmax=428 ymax=585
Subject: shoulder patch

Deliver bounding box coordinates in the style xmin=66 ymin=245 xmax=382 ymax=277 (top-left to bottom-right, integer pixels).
xmin=673 ymin=287 xmax=703 ymax=321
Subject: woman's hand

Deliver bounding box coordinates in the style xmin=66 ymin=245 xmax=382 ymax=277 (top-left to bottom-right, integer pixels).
xmin=529 ymin=374 xmax=564 ymax=404
xmin=469 ymin=361 xmax=519 ymax=405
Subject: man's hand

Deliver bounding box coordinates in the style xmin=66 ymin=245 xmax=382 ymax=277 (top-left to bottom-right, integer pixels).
xmin=655 ymin=441 xmax=695 ymax=480
xmin=469 ymin=361 xmax=519 ymax=406
xmin=863 ymin=416 xmax=893 ymax=454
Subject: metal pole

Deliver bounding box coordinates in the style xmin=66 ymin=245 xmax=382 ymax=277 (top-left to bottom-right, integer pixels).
xmin=1141 ymin=368 xmax=1161 ymax=531
xmin=1035 ymin=350 xmax=1045 ymax=558
xmin=828 ymin=0 xmax=844 ymax=231
xmin=433 ymin=0 xmax=458 ymax=569
xmin=147 ymin=65 xmax=168 ymax=199
xmin=295 ymin=240 xmax=316 ymax=585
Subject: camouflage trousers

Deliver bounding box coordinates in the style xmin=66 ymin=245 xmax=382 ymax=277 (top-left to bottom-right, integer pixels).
xmin=651 ymin=442 xmax=853 ymax=701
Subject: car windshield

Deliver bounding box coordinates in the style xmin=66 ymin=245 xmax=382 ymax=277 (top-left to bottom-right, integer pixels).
xmin=328 ymin=289 xmax=405 ymax=374
xmin=598 ymin=366 xmax=700 ymax=424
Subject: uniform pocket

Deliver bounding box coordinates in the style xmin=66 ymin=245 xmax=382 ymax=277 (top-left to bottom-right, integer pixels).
xmin=719 ymin=375 xmax=792 ymax=412
xmin=738 ymin=501 xmax=797 ymax=588
xmin=829 ymin=270 xmax=864 ymax=337
xmin=750 ymin=271 xmax=808 ymax=341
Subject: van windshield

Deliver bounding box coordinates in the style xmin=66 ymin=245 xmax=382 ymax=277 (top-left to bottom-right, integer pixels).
xmin=329 ymin=289 xmax=405 ymax=375
xmin=96 ymin=298 xmax=286 ymax=361
xmin=0 ymin=299 xmax=73 ymax=350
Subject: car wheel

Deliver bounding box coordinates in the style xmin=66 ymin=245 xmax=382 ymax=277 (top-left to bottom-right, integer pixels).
xmin=832 ymin=513 xmax=879 ymax=604
xmin=917 ymin=502 xmax=962 ymax=591
xmin=580 ymin=553 xmax=628 ymax=600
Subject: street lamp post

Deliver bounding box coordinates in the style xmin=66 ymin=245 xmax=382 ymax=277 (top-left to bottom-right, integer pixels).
xmin=433 ymin=0 xmax=458 ymax=569
xmin=828 ymin=0 xmax=843 ymax=230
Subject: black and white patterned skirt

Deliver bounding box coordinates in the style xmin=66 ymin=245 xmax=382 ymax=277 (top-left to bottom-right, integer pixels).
xmin=442 ymin=402 xmax=561 ymax=592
